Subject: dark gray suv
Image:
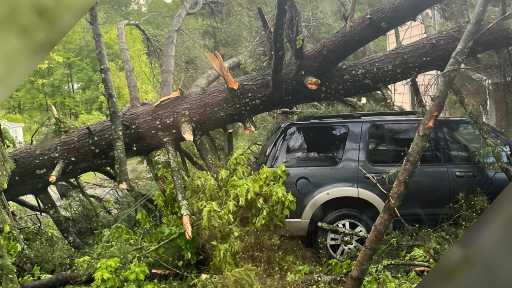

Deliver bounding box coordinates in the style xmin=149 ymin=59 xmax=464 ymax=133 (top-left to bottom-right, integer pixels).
xmin=258 ymin=112 xmax=510 ymax=259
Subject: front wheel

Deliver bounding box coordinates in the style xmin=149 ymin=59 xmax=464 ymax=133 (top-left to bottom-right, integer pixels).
xmin=315 ymin=209 xmax=373 ymax=259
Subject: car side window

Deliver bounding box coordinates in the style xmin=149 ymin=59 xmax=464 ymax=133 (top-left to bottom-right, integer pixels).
xmin=440 ymin=122 xmax=481 ymax=164
xmin=275 ymin=125 xmax=349 ymax=167
xmin=367 ymin=123 xmax=442 ymax=165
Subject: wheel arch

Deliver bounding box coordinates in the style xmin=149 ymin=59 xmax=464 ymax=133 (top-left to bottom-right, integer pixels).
xmin=302 ymin=188 xmax=384 ymax=236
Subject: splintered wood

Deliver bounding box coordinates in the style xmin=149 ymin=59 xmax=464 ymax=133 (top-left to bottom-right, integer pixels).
xmin=206 ymin=52 xmax=240 ymax=90
xmin=304 ymin=76 xmax=321 ymax=90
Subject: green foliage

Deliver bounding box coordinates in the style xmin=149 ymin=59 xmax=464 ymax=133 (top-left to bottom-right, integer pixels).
xmin=188 ymin=149 xmax=295 ymax=272
xmin=93 ymin=258 xmax=123 ymax=288
xmin=193 ymin=266 xmax=260 ymax=288
xmin=14 ymin=212 xmax=75 ymax=276
xmin=91 ymin=258 xmax=157 ymax=288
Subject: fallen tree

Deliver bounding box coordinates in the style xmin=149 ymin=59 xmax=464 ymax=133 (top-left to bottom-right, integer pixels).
xmin=5 ymin=0 xmax=512 ymax=204
xmin=6 ymin=22 xmax=512 ymax=202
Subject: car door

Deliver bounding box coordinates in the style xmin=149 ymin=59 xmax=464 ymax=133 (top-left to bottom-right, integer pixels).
xmin=439 ymin=120 xmax=492 ymax=202
xmin=358 ymin=121 xmax=450 ymax=222
xmin=268 ymin=122 xmax=362 ymax=219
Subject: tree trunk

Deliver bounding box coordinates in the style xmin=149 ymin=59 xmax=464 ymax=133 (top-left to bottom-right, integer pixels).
xmin=37 ymin=190 xmax=84 ymax=249
xmin=271 ymin=0 xmax=287 ymax=100
xmin=159 ymin=0 xmax=195 ymax=97
xmin=345 ymin=0 xmax=492 ymax=286
xmin=4 ymin=23 xmax=512 ymax=202
xmin=89 ymin=3 xmax=130 ymax=188
xmin=300 ymin=0 xmax=443 ymax=75
xmin=117 ymin=20 xmax=141 ymax=107
xmin=20 ymin=272 xmax=91 ymax=288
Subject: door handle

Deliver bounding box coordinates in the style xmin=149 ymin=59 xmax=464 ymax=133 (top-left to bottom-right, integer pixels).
xmin=364 ymin=173 xmax=385 ymax=181
xmin=455 ymin=171 xmax=476 ymax=178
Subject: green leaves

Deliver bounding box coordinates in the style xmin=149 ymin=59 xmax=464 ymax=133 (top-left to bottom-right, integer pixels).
xmin=93 ymin=258 xmax=122 ymax=288
xmin=185 ymin=148 xmax=294 ymax=273
xmin=93 ymin=258 xmax=151 ymax=288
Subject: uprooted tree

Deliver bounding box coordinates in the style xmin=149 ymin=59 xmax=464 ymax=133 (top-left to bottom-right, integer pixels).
xmin=3 ymin=0 xmax=512 ymax=247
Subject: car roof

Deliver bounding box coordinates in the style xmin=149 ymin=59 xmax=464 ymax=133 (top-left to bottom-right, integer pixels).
xmin=291 ymin=111 xmax=468 ymax=124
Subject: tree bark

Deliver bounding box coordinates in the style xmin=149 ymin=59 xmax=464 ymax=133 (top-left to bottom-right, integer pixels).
xmin=257 ymin=7 xmax=273 ymax=59
xmin=37 ymin=190 xmax=84 ymax=249
xmin=159 ymin=0 xmax=195 ymax=97
xmin=410 ymin=76 xmax=426 ymax=112
xmin=284 ymin=0 xmax=304 ymax=61
xmin=89 ymin=3 xmax=130 ymax=188
xmin=300 ymin=0 xmax=443 ymax=75
xmin=272 ymin=0 xmax=287 ymax=100
xmin=345 ymin=0 xmax=492 ymax=286
xmin=20 ymin=272 xmax=91 ymax=288
xmin=117 ymin=20 xmax=141 ymax=107
xmin=4 ymin=21 xmax=512 ymax=202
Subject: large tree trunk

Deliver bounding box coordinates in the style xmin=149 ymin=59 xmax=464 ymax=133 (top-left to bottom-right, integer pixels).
xmin=4 ymin=23 xmax=512 ymax=202
xmin=345 ymin=0 xmax=492 ymax=286
xmin=300 ymin=0 xmax=442 ymax=75
xmin=20 ymin=272 xmax=91 ymax=288
xmin=89 ymin=3 xmax=130 ymax=188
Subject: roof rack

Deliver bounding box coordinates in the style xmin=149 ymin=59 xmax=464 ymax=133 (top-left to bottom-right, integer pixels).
xmin=296 ymin=111 xmax=419 ymax=121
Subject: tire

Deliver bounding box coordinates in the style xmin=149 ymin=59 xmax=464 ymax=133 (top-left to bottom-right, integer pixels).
xmin=315 ymin=208 xmax=373 ymax=260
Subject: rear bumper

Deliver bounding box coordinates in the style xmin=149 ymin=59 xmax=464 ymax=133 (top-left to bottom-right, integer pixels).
xmin=284 ymin=219 xmax=310 ymax=236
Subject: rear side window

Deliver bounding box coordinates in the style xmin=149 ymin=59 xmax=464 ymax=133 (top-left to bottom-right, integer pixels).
xmin=441 ymin=122 xmax=477 ymax=163
xmin=275 ymin=125 xmax=349 ymax=167
xmin=367 ymin=123 xmax=442 ymax=165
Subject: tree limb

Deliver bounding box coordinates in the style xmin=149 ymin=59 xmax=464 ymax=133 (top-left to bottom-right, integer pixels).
xmin=159 ymin=0 xmax=196 ymax=97
xmin=301 ymin=0 xmax=443 ymax=75
xmin=272 ymin=0 xmax=287 ymax=99
xmin=20 ymin=272 xmax=91 ymax=288
xmin=89 ymin=3 xmax=130 ymax=188
xmin=285 ymin=0 xmax=304 ymax=61
xmin=257 ymin=7 xmax=273 ymax=58
xmin=117 ymin=20 xmax=141 ymax=107
xmin=12 ymin=198 xmax=45 ymax=214
xmin=188 ymin=57 xmax=241 ymax=95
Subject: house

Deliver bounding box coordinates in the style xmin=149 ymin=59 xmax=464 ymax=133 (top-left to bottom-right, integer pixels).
xmin=1 ymin=120 xmax=24 ymax=146
xmin=386 ymin=15 xmax=439 ymax=111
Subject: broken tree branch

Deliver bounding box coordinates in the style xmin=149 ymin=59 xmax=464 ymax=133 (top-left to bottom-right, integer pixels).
xmin=188 ymin=57 xmax=241 ymax=95
xmin=285 ymin=0 xmax=304 ymax=60
xmin=48 ymin=160 xmax=64 ymax=184
xmin=257 ymin=6 xmax=273 ymax=58
xmin=410 ymin=77 xmax=426 ymax=112
xmin=13 ymin=198 xmax=45 ymax=214
xmin=177 ymin=144 xmax=207 ymax=172
xmin=164 ymin=142 xmax=192 ymax=240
